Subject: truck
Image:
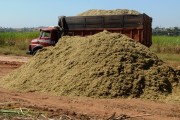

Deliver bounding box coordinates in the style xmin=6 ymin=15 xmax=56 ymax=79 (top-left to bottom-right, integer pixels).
xmin=27 ymin=13 xmax=152 ymax=55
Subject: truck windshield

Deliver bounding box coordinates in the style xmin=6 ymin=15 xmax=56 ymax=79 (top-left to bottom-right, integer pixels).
xmin=40 ymin=31 xmax=51 ymax=38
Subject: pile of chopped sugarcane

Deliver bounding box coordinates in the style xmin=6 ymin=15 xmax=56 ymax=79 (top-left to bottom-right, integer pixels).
xmin=78 ymin=9 xmax=140 ymax=16
xmin=0 ymin=31 xmax=179 ymax=101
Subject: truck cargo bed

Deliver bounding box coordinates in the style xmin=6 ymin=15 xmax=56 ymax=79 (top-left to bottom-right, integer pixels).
xmin=59 ymin=14 xmax=152 ymax=47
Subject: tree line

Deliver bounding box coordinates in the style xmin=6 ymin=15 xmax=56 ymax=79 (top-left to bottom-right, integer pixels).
xmin=0 ymin=27 xmax=39 ymax=32
xmin=1 ymin=26 xmax=180 ymax=36
xmin=153 ymin=27 xmax=180 ymax=36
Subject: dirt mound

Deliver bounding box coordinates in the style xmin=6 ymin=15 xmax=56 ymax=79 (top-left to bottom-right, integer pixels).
xmin=0 ymin=31 xmax=180 ymax=100
xmin=78 ymin=9 xmax=141 ymax=16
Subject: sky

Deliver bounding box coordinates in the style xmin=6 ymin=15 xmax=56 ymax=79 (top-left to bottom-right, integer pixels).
xmin=0 ymin=0 xmax=180 ymax=28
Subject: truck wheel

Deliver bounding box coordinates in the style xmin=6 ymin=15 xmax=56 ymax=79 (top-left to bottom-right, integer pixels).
xmin=32 ymin=49 xmax=39 ymax=55
xmin=32 ymin=47 xmax=43 ymax=55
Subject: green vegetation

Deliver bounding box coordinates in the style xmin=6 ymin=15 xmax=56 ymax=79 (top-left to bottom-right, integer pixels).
xmin=150 ymin=36 xmax=180 ymax=62
xmin=151 ymin=36 xmax=180 ymax=54
xmin=0 ymin=31 xmax=39 ymax=55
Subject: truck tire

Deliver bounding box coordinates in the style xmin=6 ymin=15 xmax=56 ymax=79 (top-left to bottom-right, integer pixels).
xmin=32 ymin=48 xmax=41 ymax=55
xmin=32 ymin=49 xmax=38 ymax=55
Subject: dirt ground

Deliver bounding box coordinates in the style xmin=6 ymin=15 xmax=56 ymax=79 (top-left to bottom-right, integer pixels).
xmin=0 ymin=55 xmax=180 ymax=120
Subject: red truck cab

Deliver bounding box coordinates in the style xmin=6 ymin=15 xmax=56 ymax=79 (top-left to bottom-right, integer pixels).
xmin=27 ymin=27 xmax=61 ymax=55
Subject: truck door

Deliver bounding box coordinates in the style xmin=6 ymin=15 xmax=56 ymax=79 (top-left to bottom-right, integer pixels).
xmin=51 ymin=30 xmax=61 ymax=44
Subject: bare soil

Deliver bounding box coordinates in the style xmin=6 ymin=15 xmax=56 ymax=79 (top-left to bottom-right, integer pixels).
xmin=0 ymin=55 xmax=28 ymax=78
xmin=0 ymin=55 xmax=180 ymax=120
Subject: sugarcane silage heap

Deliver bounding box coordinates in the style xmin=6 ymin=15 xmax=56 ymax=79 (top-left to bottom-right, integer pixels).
xmin=78 ymin=9 xmax=140 ymax=16
xmin=0 ymin=31 xmax=180 ymax=100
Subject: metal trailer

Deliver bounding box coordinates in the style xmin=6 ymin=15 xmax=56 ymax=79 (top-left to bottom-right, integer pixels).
xmin=59 ymin=14 xmax=152 ymax=47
